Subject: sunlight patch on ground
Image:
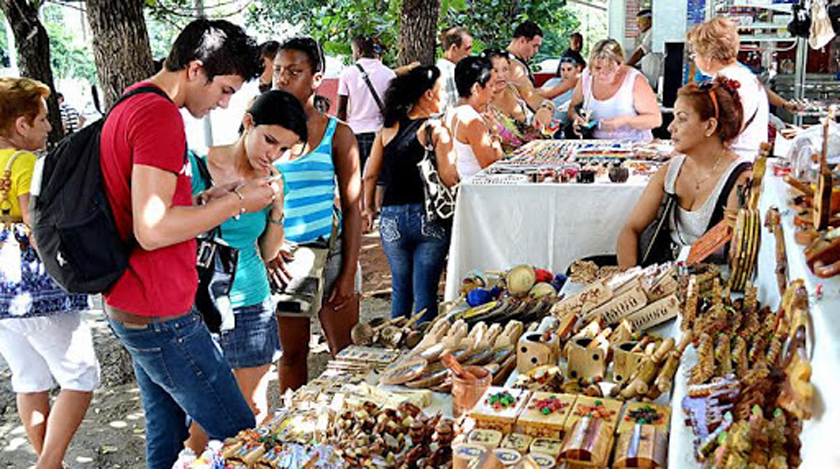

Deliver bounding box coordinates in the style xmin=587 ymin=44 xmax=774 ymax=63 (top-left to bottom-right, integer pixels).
xmin=2 ymin=436 xmax=30 ymax=453
xmin=74 ymin=456 xmax=93 ymax=464
xmin=108 ymin=420 xmax=128 ymax=429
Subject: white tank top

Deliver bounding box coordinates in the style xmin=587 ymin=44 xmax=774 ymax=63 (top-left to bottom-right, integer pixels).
xmin=448 ymin=105 xmax=484 ymax=180
xmin=582 ymin=67 xmax=653 ymax=141
xmin=664 ymin=155 xmax=745 ymax=246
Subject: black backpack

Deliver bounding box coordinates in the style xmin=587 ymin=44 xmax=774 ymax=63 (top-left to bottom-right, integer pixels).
xmin=31 ymin=86 xmax=170 ymax=293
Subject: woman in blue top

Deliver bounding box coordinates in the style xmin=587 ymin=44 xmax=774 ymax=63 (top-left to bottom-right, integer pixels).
xmin=188 ymin=90 xmax=307 ymax=428
xmin=269 ymin=37 xmax=363 ymax=393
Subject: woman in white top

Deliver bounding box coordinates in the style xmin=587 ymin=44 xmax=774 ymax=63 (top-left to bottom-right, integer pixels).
xmin=568 ymin=39 xmax=661 ymax=141
xmin=687 ymin=18 xmax=769 ymax=160
xmin=448 ymin=55 xmax=505 ymax=180
xmin=617 ymin=77 xmax=752 ymax=268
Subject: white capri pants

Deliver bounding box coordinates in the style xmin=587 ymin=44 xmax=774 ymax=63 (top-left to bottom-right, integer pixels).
xmin=0 ymin=312 xmax=100 ymax=393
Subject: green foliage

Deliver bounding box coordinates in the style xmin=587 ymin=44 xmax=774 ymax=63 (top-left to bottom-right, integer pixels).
xmin=41 ymin=3 xmax=98 ymax=83
xmin=247 ymin=0 xmax=577 ymax=68
xmin=441 ymin=0 xmax=579 ymax=62
xmin=247 ymin=0 xmax=401 ymax=66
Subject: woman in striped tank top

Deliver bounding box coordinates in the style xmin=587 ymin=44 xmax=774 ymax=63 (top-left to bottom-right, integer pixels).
xmin=269 ymin=37 xmax=363 ymax=392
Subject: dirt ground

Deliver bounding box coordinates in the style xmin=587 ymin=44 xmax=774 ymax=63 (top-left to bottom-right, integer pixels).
xmin=0 ymin=229 xmax=396 ymax=468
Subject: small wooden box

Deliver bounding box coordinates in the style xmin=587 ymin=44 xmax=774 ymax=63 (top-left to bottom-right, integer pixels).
xmin=530 ymin=437 xmax=563 ymax=458
xmin=617 ymin=402 xmax=671 ymax=435
xmin=500 ymin=433 xmax=533 ymax=454
xmin=467 ymin=428 xmax=503 ymax=450
xmin=515 ymin=392 xmax=577 ymax=439
xmin=469 ymin=387 xmax=530 ymax=434
xmin=612 ymin=424 xmax=667 ymax=468
xmin=565 ymin=396 xmax=623 ymax=433
xmin=558 ymin=416 xmax=614 ymax=468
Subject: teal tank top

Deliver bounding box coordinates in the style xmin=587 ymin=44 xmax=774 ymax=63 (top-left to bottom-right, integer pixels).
xmin=274 ymin=117 xmax=340 ymax=244
xmin=188 ymin=152 xmax=272 ymax=309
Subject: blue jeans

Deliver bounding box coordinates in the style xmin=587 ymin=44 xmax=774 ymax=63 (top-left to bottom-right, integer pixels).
xmin=107 ymin=309 xmax=255 ymax=469
xmin=379 ymin=204 xmax=451 ymax=322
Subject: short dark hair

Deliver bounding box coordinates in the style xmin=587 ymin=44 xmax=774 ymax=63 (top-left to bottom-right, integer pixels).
xmin=570 ymin=32 xmax=583 ymax=46
xmin=247 ymin=90 xmax=308 ymax=143
xmin=513 ymin=21 xmax=543 ymax=40
xmin=164 ymin=19 xmax=262 ymax=82
xmin=637 ymin=9 xmax=652 ymax=18
xmin=280 ymin=37 xmax=326 ymax=74
xmin=441 ymin=26 xmax=469 ymax=50
xmin=56 ymin=92 xmax=65 ymax=100
xmin=260 ymin=40 xmax=281 ymax=61
xmin=455 ymin=56 xmax=493 ymax=98
xmin=352 ymin=35 xmax=381 ymax=59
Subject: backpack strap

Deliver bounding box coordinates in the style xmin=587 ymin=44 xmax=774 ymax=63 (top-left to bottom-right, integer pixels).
xmin=706 ymin=161 xmax=752 ymax=230
xmin=355 ymin=63 xmax=385 ymax=112
xmin=1 ymin=150 xmax=28 ymax=225
xmin=110 ymin=85 xmax=172 ymax=114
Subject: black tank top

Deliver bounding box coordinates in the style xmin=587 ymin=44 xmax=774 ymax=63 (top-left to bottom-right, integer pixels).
xmin=382 ymin=117 xmax=428 ymax=207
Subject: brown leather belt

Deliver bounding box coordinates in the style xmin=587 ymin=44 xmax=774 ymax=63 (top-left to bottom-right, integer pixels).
xmin=105 ymin=304 xmax=193 ymax=327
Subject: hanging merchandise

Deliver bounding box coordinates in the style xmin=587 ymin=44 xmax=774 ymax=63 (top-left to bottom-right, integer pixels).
xmin=789 ymin=1 xmax=812 ymax=38
xmin=810 ymin=0 xmax=837 ymax=49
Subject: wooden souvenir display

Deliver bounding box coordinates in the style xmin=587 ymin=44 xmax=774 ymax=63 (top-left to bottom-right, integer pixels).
xmin=558 ymin=416 xmax=614 ymax=467
xmin=814 ymin=109 xmax=835 ymax=231
xmin=567 ymin=337 xmax=609 ymax=381
xmin=624 ymin=294 xmax=680 ymax=331
xmin=527 ymin=452 xmax=559 ymax=468
xmin=501 ymin=433 xmax=534 ymax=454
xmin=585 ymin=284 xmax=648 ymax=325
xmin=764 ymin=206 xmax=788 ymax=297
xmin=516 ymin=392 xmax=577 ymax=438
xmin=492 ymin=448 xmax=523 ymax=467
xmin=617 ymin=402 xmax=671 ymax=434
xmin=467 ymin=429 xmax=504 ymax=450
xmin=612 ymin=342 xmax=645 ymax=385
xmin=517 ymin=331 xmax=561 ymax=374
xmin=612 ymin=424 xmax=668 ymax=469
xmin=470 ymin=387 xmax=531 ymax=433
xmin=530 ymin=437 xmax=563 ymax=458
xmin=453 ymin=443 xmax=486 ymax=469
xmin=565 ymin=396 xmax=622 ymax=432
xmin=550 ymin=281 xmax=612 ymax=318
xmin=728 ymin=208 xmax=761 ymax=291
xmin=686 ymin=220 xmax=732 ymax=265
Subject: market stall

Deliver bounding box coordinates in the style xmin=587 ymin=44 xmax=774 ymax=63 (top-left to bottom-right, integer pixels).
xmin=444 ymin=140 xmax=674 ymax=301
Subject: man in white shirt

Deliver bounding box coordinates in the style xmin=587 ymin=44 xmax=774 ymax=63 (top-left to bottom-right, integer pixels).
xmin=436 ymin=26 xmax=473 ymax=112
xmin=337 ymin=35 xmax=396 ymax=170
xmin=627 ymin=9 xmax=663 ymax=92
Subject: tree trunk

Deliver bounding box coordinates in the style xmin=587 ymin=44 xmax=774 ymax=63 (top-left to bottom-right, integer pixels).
xmin=398 ymin=0 xmax=440 ymax=66
xmin=0 ymin=0 xmax=64 ymax=144
xmin=85 ymin=0 xmax=153 ymax=108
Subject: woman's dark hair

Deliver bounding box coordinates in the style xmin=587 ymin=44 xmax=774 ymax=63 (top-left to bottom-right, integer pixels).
xmin=279 ymin=37 xmax=330 ymax=112
xmin=352 ymin=35 xmax=382 ymax=58
xmin=164 ymin=19 xmax=262 ymax=82
xmin=677 ymin=76 xmax=744 ymax=144
xmin=247 ymin=90 xmax=308 ymax=142
xmin=455 ymin=56 xmax=493 ymax=98
xmin=382 ymin=65 xmax=441 ymax=127
xmin=555 ymin=55 xmax=584 ymax=76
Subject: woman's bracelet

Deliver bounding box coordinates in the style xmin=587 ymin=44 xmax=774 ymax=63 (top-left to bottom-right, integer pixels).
xmin=539 ymin=101 xmax=555 ymax=112
xmin=268 ymin=212 xmax=285 ymax=226
xmin=231 ymin=186 xmax=246 ymax=219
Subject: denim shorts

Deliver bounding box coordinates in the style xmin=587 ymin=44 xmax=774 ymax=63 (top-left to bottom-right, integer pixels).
xmin=216 ymin=299 xmax=280 ymax=369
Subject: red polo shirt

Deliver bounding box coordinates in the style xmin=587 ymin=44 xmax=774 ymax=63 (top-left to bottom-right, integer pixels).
xmin=100 ymin=82 xmax=197 ymax=316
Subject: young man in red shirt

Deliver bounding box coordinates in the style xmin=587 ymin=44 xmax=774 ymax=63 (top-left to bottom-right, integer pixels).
xmin=99 ymin=19 xmax=277 ymax=467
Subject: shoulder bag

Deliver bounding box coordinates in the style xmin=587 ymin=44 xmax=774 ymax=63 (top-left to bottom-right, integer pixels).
xmin=638 ymin=189 xmax=678 ymax=267
xmin=193 ymin=155 xmax=239 ymax=333
xmin=356 ymin=63 xmax=385 ymax=112
xmin=417 ymin=121 xmax=457 ymax=223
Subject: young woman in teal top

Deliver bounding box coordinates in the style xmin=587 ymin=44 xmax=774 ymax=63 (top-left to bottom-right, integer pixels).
xmin=187 ymin=90 xmax=307 ymax=440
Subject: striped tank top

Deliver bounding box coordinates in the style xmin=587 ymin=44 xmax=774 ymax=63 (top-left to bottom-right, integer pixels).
xmin=274 ymin=117 xmax=339 ymax=244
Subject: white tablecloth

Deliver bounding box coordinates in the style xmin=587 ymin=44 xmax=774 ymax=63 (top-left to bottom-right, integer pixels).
xmin=444 ymin=178 xmax=647 ymax=300
xmin=668 ymin=173 xmax=840 ymax=468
